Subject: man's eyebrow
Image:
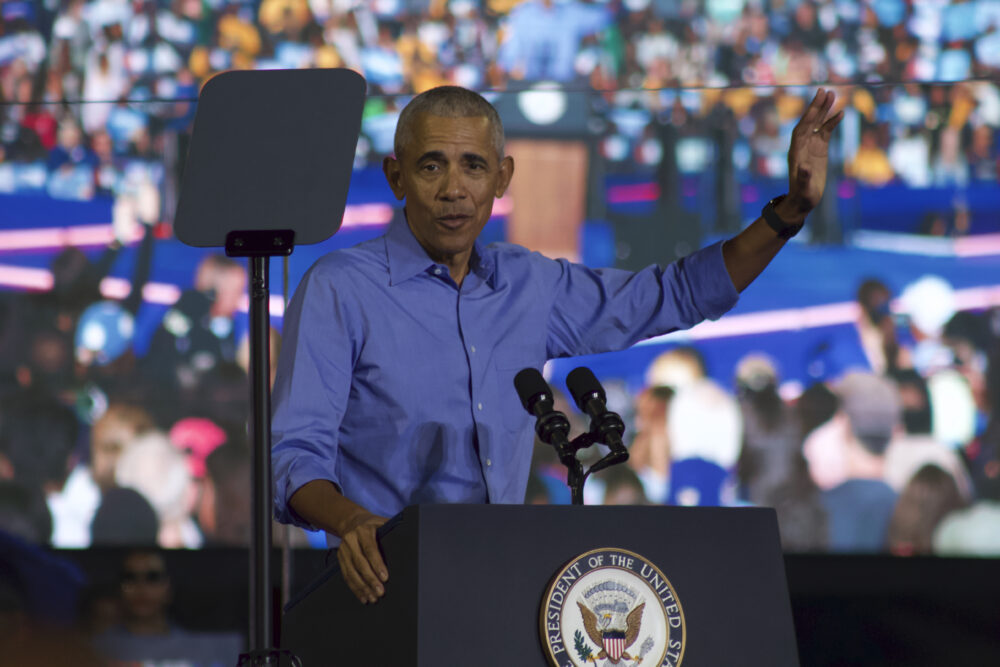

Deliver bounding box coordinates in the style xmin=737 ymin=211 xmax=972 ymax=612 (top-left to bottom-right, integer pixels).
xmin=462 ymin=152 xmax=488 ymax=165
xmin=416 ymin=150 xmax=447 ymax=163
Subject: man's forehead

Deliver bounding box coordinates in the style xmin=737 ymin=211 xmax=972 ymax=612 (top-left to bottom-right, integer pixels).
xmin=405 ymin=113 xmax=498 ymax=157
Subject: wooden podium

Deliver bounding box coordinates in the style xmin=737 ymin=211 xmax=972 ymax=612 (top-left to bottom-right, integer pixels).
xmin=282 ymin=505 xmax=799 ymax=666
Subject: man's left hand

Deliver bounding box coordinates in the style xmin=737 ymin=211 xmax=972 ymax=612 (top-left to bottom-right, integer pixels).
xmin=783 ymin=88 xmax=844 ymax=220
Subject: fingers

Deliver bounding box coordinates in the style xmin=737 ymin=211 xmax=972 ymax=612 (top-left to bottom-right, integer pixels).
xmin=338 ymin=541 xmax=377 ymax=604
xmin=800 ymin=88 xmax=826 ymax=126
xmin=360 ymin=523 xmax=389 ymax=587
xmin=800 ymin=88 xmax=839 ymax=133
xmin=821 ymin=108 xmax=846 ymax=137
xmin=338 ymin=524 xmax=388 ymax=604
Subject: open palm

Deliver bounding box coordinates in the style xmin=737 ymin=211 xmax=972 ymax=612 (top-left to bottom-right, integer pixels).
xmin=787 ymin=88 xmax=844 ymax=213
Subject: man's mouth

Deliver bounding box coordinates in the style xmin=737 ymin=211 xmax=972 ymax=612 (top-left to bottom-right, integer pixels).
xmin=437 ymin=214 xmax=471 ymax=229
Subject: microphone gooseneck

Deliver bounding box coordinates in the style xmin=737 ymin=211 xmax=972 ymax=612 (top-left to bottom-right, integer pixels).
xmin=513 ymin=368 xmax=571 ymax=452
xmin=565 ymin=366 xmax=626 ymax=451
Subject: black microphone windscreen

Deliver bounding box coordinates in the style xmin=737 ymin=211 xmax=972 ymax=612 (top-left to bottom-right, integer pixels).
xmin=566 ymin=366 xmax=606 ymax=409
xmin=514 ymin=368 xmax=550 ymax=409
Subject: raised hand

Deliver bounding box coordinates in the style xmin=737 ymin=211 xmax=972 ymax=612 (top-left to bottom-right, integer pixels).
xmin=785 ymin=88 xmax=845 ymax=216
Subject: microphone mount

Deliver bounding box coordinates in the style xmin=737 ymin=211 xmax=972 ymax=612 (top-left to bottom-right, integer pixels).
xmin=515 ymin=367 xmax=630 ymax=505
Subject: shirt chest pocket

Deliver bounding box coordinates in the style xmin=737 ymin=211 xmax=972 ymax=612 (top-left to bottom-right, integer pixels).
xmin=493 ymin=348 xmax=545 ymax=434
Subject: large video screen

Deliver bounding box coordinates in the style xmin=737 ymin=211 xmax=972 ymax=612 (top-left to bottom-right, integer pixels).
xmin=1 ymin=1 xmax=998 ymax=556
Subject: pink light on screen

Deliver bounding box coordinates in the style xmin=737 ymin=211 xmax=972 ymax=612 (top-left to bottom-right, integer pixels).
xmin=0 ymin=224 xmax=144 ymax=251
xmin=954 ymin=233 xmax=1000 ymax=258
xmin=606 ymin=183 xmax=659 ymax=204
xmin=0 ymin=204 xmax=404 ymax=254
xmin=0 ymin=264 xmax=53 ymax=291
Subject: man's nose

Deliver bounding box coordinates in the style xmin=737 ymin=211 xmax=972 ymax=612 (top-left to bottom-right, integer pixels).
xmin=437 ymin=166 xmax=467 ymax=200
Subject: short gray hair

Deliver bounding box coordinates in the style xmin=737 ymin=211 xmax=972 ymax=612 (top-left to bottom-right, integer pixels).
xmin=393 ymin=86 xmax=505 ymax=159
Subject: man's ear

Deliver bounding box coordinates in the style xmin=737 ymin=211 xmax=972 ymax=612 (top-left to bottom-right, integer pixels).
xmin=383 ymin=155 xmax=406 ymax=201
xmin=495 ymin=155 xmax=514 ymax=198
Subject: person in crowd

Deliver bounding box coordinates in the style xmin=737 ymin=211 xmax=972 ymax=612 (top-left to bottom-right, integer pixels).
xmin=0 ymin=480 xmax=52 ymax=545
xmin=89 ymin=403 xmax=156 ymax=491
xmin=845 ymin=127 xmax=894 ymax=186
xmin=734 ymin=354 xmax=799 ymax=503
xmin=90 ymin=487 xmax=159 ymax=546
xmin=93 ymin=549 xmax=244 ymax=664
xmin=198 ymin=440 xmax=252 ymax=547
xmin=142 ymin=254 xmax=246 ymax=421
xmin=497 ymin=0 xmax=611 ymax=82
xmin=237 ymin=326 xmax=283 ymax=389
xmin=796 ymin=381 xmax=839 ymax=438
xmin=625 ymin=385 xmax=673 ymax=503
xmin=887 ymin=464 xmax=966 ymax=556
xmin=115 ymin=432 xmax=202 ymax=549
xmin=665 ymin=378 xmax=743 ymax=507
xmin=644 ymin=345 xmax=707 ymax=391
xmin=898 ymin=274 xmax=957 ymax=376
xmin=931 ymin=344 xmax=1000 ymax=555
xmin=524 ymin=472 xmax=552 ymax=505
xmin=883 ymin=369 xmax=971 ymax=499
xmin=942 ymin=310 xmax=995 ymax=411
xmin=933 ymin=477 xmax=1000 ymax=556
xmin=0 ymin=391 xmax=82 ymax=547
xmin=821 ymin=372 xmax=901 ymax=552
xmin=272 ymin=84 xmax=842 ymax=604
xmin=599 ymin=465 xmax=649 ymax=506
xmin=854 ymin=278 xmax=911 ymax=375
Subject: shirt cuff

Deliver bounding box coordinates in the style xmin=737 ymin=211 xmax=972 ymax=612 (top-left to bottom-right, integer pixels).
xmin=686 ymin=240 xmax=740 ymax=320
xmin=272 ymin=456 xmax=341 ymax=531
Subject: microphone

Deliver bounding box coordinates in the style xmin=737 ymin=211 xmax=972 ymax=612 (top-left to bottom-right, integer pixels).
xmin=513 ymin=368 xmax=571 ymax=453
xmin=565 ymin=366 xmax=626 ymax=452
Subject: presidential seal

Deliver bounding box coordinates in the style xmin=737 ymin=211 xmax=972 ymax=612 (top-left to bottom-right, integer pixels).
xmin=540 ymin=548 xmax=685 ymax=667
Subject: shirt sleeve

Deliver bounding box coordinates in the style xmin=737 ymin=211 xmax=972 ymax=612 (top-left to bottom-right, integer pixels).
xmin=545 ymin=240 xmax=739 ymax=358
xmin=271 ymin=262 xmax=357 ymax=529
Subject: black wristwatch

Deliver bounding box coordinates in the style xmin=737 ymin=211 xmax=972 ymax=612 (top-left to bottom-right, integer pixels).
xmin=761 ymin=195 xmax=803 ymax=240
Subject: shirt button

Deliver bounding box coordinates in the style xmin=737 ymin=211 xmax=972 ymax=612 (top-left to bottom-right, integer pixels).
xmin=470 ymin=345 xmax=476 ymax=354
xmin=486 ymin=458 xmax=492 ymax=467
xmin=433 ymin=267 xmax=442 ymax=275
xmin=477 ymin=402 xmax=483 ymax=411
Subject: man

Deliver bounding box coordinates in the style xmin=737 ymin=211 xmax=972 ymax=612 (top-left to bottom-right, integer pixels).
xmin=272 ymin=86 xmax=842 ymax=604
xmin=820 ymin=372 xmax=902 ymax=552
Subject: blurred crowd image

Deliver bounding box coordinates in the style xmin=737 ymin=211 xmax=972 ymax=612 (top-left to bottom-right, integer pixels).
xmin=1 ymin=1 xmax=997 ymax=206
xmin=2 ymin=2 xmax=1000 ymax=662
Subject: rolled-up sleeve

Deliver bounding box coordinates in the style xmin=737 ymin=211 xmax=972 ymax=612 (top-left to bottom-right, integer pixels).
xmin=271 ymin=263 xmax=356 ymax=528
xmin=545 ymin=241 xmax=739 ymax=358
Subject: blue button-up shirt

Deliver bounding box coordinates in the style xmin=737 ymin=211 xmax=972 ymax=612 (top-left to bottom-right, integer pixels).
xmin=271 ymin=218 xmax=739 ymax=535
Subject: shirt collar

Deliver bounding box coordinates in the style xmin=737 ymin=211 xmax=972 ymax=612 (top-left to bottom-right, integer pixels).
xmin=385 ymin=213 xmax=497 ymax=288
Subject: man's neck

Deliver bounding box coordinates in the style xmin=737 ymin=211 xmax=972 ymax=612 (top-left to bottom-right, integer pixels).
xmin=421 ymin=245 xmax=472 ymax=286
xmin=844 ymin=438 xmax=885 ymax=480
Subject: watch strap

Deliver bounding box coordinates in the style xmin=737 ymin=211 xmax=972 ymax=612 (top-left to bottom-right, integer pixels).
xmin=762 ymin=195 xmax=803 ymax=240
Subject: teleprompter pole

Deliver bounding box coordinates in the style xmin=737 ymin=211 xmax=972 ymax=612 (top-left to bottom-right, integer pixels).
xmin=249 ymin=254 xmax=272 ymax=652
xmin=228 ymin=231 xmax=298 ymax=667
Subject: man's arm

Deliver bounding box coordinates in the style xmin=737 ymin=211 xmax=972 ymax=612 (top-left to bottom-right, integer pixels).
xmin=288 ymin=481 xmax=388 ymax=605
xmin=722 ymin=88 xmax=844 ymax=292
xmin=271 ymin=263 xmax=388 ymax=604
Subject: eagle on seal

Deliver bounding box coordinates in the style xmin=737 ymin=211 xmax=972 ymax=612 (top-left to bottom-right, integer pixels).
xmin=576 ymin=600 xmax=645 ymax=664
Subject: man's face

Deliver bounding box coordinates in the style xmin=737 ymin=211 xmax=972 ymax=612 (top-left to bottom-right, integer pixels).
xmin=211 ymin=266 xmax=247 ymax=319
xmin=383 ymin=114 xmax=513 ymax=268
xmin=91 ymin=415 xmax=138 ymax=489
xmin=120 ymin=552 xmax=171 ymax=621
